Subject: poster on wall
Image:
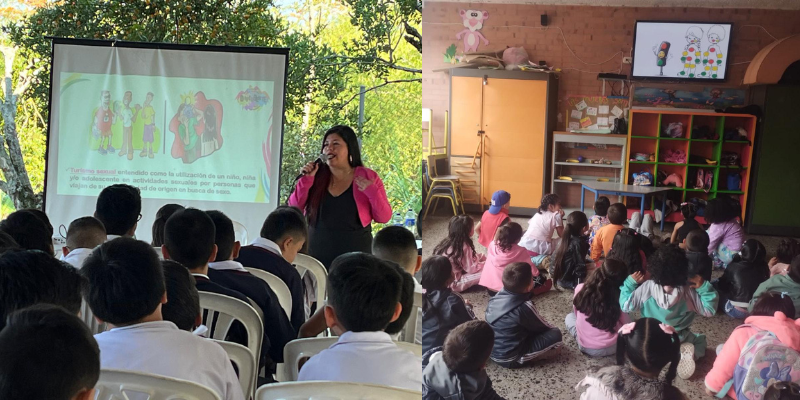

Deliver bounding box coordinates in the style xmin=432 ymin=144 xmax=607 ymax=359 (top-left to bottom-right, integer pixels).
xmin=631 ymin=87 xmax=746 ymax=109
xmin=565 ymin=96 xmax=629 ymax=133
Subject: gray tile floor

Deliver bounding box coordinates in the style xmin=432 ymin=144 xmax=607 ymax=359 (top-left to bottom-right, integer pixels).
xmin=420 ymin=213 xmax=791 ymax=400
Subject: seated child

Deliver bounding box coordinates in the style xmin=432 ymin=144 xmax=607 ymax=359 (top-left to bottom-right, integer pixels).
xmin=433 ymin=215 xmax=485 ymax=292
xmin=94 ymin=184 xmax=141 ymax=240
xmin=520 ymin=193 xmax=564 ymax=256
xmin=373 ymin=226 xmax=423 ymax=343
xmin=0 ymin=209 xmax=54 ymax=254
xmin=566 ymin=258 xmax=631 ymax=357
xmin=620 ymin=245 xmax=719 ymax=379
xmin=705 ymin=291 xmax=798 ymax=399
xmin=671 ymin=202 xmax=701 ymax=246
xmin=769 ymin=238 xmax=800 ymax=277
xmin=715 ymin=239 xmax=769 ymax=320
xmin=705 ymin=198 xmax=745 ymax=268
xmin=587 ymin=196 xmax=610 ymax=250
xmin=684 ymin=229 xmax=713 ymax=282
xmin=607 ymin=228 xmax=646 ymax=275
xmin=550 ymin=211 xmax=590 ymax=289
xmin=750 ymin=255 xmax=800 ymax=313
xmin=422 ymin=320 xmax=504 ymax=400
xmin=82 ymin=238 xmax=244 ymax=400
xmin=0 ymin=231 xmax=18 ymax=254
xmin=151 ymin=203 xmax=184 ymax=247
xmin=591 ymin=203 xmax=627 ymax=262
xmin=476 ymin=190 xmax=511 ymax=248
xmin=576 ymin=318 xmax=686 ymax=400
xmin=62 ymin=216 xmax=106 ymax=269
xmin=479 ymin=222 xmax=552 ymax=295
xmin=0 ymin=304 xmax=100 ymax=400
xmin=298 ymin=253 xmax=422 ymax=390
xmin=485 ymin=262 xmax=562 ymax=368
xmin=421 ymin=255 xmax=475 ymax=354
xmin=161 ymin=260 xmax=202 ymax=332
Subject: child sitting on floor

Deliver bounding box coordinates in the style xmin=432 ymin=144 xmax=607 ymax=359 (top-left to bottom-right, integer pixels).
xmin=620 ymin=245 xmax=719 ymax=379
xmin=591 ymin=203 xmax=627 ymax=262
xmin=421 ymin=255 xmax=475 ymax=354
xmin=705 ymin=291 xmax=799 ymax=399
xmin=684 ymin=229 xmax=713 ymax=282
xmin=479 ymin=222 xmax=552 ymax=295
xmin=588 ymin=196 xmax=610 ymax=250
xmin=715 ymin=239 xmax=769 ymax=320
xmin=550 ymin=211 xmax=590 ymax=290
xmin=476 ymin=190 xmax=511 ymax=248
xmin=433 ymin=215 xmax=485 ymax=292
xmin=566 ymin=258 xmax=631 ymax=357
xmin=422 ymin=320 xmax=504 ymax=400
xmin=705 ymin=198 xmax=745 ymax=268
xmin=485 ymin=262 xmax=562 ymax=368
xmin=750 ymin=255 xmax=800 ymax=313
xmin=671 ymin=203 xmax=701 ymax=246
xmin=769 ymin=238 xmax=800 ymax=277
xmin=576 ymin=318 xmax=686 ymax=400
xmin=520 ymin=193 xmax=564 ymax=257
xmin=607 ymin=228 xmax=647 ymax=275
xmin=62 ymin=216 xmax=106 ymax=269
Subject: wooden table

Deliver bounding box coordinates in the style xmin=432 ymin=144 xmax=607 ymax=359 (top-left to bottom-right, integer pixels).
xmin=579 ymin=182 xmax=675 ymax=230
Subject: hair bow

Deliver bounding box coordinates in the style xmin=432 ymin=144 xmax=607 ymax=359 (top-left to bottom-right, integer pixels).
xmin=618 ymin=322 xmax=636 ymax=335
xmin=659 ymin=323 xmax=676 ymax=335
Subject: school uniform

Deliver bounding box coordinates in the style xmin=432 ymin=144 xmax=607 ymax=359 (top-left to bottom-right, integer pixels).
xmin=62 ymin=247 xmax=94 ymax=269
xmin=298 ymin=330 xmax=422 ymax=391
xmin=236 ymin=237 xmax=305 ymax=331
xmin=94 ymin=320 xmax=245 ymax=400
xmin=192 ymin=273 xmax=258 ymax=361
xmin=207 ymin=260 xmax=296 ymax=363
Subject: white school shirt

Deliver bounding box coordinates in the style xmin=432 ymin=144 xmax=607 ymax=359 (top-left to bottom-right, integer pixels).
xmin=298 ymin=330 xmax=422 ymax=391
xmin=251 ymin=236 xmax=282 ymax=256
xmin=62 ymin=248 xmax=94 ymax=269
xmin=94 ymin=321 xmax=244 ymax=400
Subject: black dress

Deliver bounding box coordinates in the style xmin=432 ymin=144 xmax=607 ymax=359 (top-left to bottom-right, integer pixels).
xmin=308 ymin=184 xmax=372 ymax=269
xmin=676 ymin=217 xmax=701 ymax=243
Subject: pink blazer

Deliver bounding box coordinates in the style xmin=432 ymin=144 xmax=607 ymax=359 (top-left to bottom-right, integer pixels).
xmin=478 ymin=241 xmax=538 ymax=292
xmin=288 ymin=166 xmax=392 ymax=227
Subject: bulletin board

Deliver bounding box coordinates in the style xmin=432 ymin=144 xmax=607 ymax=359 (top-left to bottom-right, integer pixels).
xmin=565 ymin=96 xmax=629 ymax=132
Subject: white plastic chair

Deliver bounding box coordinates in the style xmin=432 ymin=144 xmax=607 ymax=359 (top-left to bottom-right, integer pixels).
xmin=255 ymin=381 xmax=421 ymax=400
xmin=244 ymin=267 xmax=293 ymax=319
xmin=94 ymin=369 xmax=221 ymax=400
xmin=276 ymin=337 xmax=422 ymax=382
xmin=401 ymin=291 xmax=422 ymax=344
xmin=293 ymin=253 xmax=327 ymax=308
xmin=199 ymin=291 xmax=263 ymax=371
xmin=232 ymin=220 xmax=249 ymax=246
xmin=213 ymin=340 xmax=256 ymax=399
xmin=80 ymin=300 xmax=106 ymax=335
xmin=154 ymin=246 xmax=165 ymax=260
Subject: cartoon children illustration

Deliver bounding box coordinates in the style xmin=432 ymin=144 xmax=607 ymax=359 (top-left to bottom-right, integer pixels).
xmin=93 ymin=91 xmax=116 ymax=155
xmin=200 ymin=105 xmax=219 ymax=157
xmin=679 ymin=26 xmax=703 ymax=78
xmin=116 ymin=91 xmax=140 ymax=160
xmin=176 ymin=95 xmax=203 ymax=164
xmin=169 ymin=92 xmax=223 ymax=164
xmin=702 ymin=25 xmax=726 ymax=78
xmin=140 ymin=92 xmax=156 ymax=159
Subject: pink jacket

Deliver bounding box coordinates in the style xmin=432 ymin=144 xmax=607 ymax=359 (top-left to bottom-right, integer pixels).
xmin=288 ymin=166 xmax=392 ymax=227
xmin=478 ymin=241 xmax=538 ymax=292
xmin=445 ymin=244 xmax=485 ymax=292
xmin=572 ymin=284 xmax=631 ymax=350
xmin=705 ymin=312 xmax=800 ymax=398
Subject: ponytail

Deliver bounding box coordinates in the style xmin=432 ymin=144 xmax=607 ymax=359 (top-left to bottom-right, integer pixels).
xmin=615 ymin=318 xmax=681 ymax=390
xmin=552 ymin=211 xmax=589 ymax=284
xmin=664 ymin=332 xmax=681 ymax=387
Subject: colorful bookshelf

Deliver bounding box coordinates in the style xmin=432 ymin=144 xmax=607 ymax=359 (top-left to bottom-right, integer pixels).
xmin=625 ymin=109 xmax=756 ymax=224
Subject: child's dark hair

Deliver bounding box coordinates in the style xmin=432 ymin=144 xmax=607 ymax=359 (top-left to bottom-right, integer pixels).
xmin=151 ymin=204 xmax=184 ymax=247
xmin=495 ymin=222 xmax=523 ymax=252
xmin=260 ymin=206 xmax=308 ymax=244
xmin=607 ymin=203 xmax=627 ymax=225
xmin=206 ymin=210 xmax=237 ymax=262
xmin=777 ymin=238 xmax=800 ymax=265
xmin=616 ymin=318 xmax=681 ymax=390
xmin=552 ymin=211 xmax=589 ymax=282
xmin=640 ymin=235 xmax=657 ymax=259
xmin=421 ymin=255 xmax=453 ymax=313
xmin=0 ymin=209 xmax=53 ymax=253
xmin=385 ymin=264 xmax=415 ymax=335
xmin=752 ymin=291 xmax=796 ymax=319
xmin=443 ymin=320 xmax=494 ymax=373
xmin=685 ymin=229 xmax=710 ymax=252
xmin=704 ymin=198 xmax=738 ymax=224
xmin=680 ymin=202 xmax=697 ymax=219
xmin=66 ymin=216 xmax=106 ymax=251
xmin=594 ymin=196 xmax=611 ymax=217
xmin=0 ymin=304 xmax=100 ymax=400
xmin=764 ymin=381 xmax=800 ymax=400
xmin=737 ymin=239 xmax=767 ymax=264
xmin=161 ymin=260 xmax=201 ymax=331
xmin=648 ymin=245 xmax=689 ymax=287
xmin=327 ymin=253 xmax=402 ymax=332
xmin=164 ymin=208 xmax=216 ymax=270
xmin=789 ymin=255 xmax=800 ymax=285
xmin=502 ymin=262 xmax=532 ymax=294
xmin=574 ymin=258 xmax=628 ymax=333
xmin=433 ymin=215 xmax=476 ymax=265
xmin=373 ymin=226 xmax=418 ymax=273
xmin=607 ymin=228 xmax=643 ymax=275
xmin=95 ymin=184 xmax=142 ymax=236
xmin=538 ymin=193 xmax=560 ymax=214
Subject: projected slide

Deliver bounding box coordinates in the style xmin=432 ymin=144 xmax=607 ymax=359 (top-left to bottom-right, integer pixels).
xmin=632 ymin=22 xmax=732 ymax=80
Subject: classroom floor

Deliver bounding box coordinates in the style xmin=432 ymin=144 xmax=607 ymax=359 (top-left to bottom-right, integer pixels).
xmin=420 ymin=213 xmax=789 ymax=400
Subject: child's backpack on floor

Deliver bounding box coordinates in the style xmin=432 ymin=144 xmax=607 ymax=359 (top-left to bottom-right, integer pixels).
xmin=716 ymin=327 xmax=800 ymax=400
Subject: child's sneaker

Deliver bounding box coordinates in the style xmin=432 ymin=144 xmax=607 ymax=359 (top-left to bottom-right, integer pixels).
xmin=677 ymin=342 xmax=696 ymax=379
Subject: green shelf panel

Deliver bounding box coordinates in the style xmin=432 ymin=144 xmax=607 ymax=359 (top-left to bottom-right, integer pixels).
xmin=687 ymin=163 xmax=719 ymax=168
xmin=717 ymin=190 xmax=744 ymax=194
xmin=685 ymin=189 xmax=709 ymax=192
xmin=719 ymin=165 xmax=748 ymax=169
xmin=723 ymin=140 xmax=750 ymax=144
xmin=660 ymin=137 xmax=689 ymax=141
xmin=691 ymin=139 xmax=719 ymax=142
xmin=658 ymin=162 xmax=686 ymax=166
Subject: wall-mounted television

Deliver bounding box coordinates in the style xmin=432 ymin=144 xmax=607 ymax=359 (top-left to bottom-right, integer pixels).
xmin=632 ymin=21 xmax=733 ymax=82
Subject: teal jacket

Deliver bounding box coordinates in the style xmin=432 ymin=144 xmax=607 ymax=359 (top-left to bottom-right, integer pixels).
xmin=620 ymin=277 xmax=718 ymax=334
xmin=748 ymin=274 xmax=800 ymax=312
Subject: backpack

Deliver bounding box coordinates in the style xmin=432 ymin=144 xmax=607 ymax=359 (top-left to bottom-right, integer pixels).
xmin=633 ymin=171 xmax=653 ymax=186
xmin=721 ymin=151 xmax=741 ymax=166
xmin=662 ymin=122 xmax=684 ymax=138
xmin=728 ymin=173 xmax=742 ymax=191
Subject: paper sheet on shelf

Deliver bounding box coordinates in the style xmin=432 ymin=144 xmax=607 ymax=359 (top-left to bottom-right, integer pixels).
xmin=599 ymin=105 xmax=609 ymax=114
xmin=571 ymin=110 xmax=582 ymax=119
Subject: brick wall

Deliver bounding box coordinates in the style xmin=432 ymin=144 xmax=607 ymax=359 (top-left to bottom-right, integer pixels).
xmin=422 ymin=3 xmax=800 ymax=148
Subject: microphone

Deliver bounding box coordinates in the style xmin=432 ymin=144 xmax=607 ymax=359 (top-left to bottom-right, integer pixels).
xmin=295 ymin=156 xmax=324 ymax=181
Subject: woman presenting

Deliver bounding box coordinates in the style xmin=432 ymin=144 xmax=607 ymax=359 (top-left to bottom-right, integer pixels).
xmin=289 ymin=125 xmax=392 ymax=268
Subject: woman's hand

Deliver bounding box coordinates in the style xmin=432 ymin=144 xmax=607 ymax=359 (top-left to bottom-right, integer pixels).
xmin=301 ymin=161 xmax=319 ymax=177
xmin=354 ymin=176 xmax=375 ymax=191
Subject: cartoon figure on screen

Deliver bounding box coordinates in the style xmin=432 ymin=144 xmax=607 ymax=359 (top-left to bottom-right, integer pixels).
xmin=679 ymin=26 xmax=703 ymax=78
xmin=652 ymin=41 xmax=672 ymax=76
xmin=116 ymin=91 xmax=140 ymax=160
xmin=140 ymin=92 xmax=156 ymax=159
xmin=93 ymin=91 xmax=116 ymax=155
xmin=169 ymin=91 xmax=224 ymax=164
xmin=702 ymin=25 xmax=726 ymax=78
xmin=456 ymin=9 xmax=489 ymax=53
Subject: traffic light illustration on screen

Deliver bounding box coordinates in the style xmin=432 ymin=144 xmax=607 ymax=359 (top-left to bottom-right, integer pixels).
xmin=654 ymin=41 xmax=671 ymax=76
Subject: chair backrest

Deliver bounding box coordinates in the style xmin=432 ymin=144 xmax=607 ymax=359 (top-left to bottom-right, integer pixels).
xmin=232 ymin=220 xmax=248 ymax=246
xmin=153 ymin=247 xmax=165 ymax=260
xmin=244 ymin=267 xmax=293 ymax=319
xmin=94 ymin=369 xmax=221 ymax=400
xmin=277 ymin=337 xmax=422 ymax=382
xmin=255 ymin=381 xmax=421 ymax=400
xmin=213 ymin=340 xmax=256 ymax=399
xmin=199 ymin=292 xmax=263 ymax=368
xmin=293 ymin=253 xmax=327 ymax=307
xmin=80 ymin=300 xmax=106 ymax=335
xmin=401 ymin=291 xmax=422 ymax=344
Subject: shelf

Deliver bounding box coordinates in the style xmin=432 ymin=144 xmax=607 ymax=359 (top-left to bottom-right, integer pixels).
xmin=554 ymin=175 xmax=620 ymax=185
xmin=629 ymin=161 xmax=655 ymax=164
xmin=723 ymin=140 xmax=750 ymax=144
xmin=719 ymin=165 xmax=748 ymax=169
xmin=554 ymin=161 xmax=623 ymax=169
xmin=631 ymin=136 xmax=657 ymax=139
xmin=688 ymin=163 xmax=719 ymax=168
xmin=658 ymin=162 xmax=686 ymax=166
xmin=659 ymin=137 xmax=689 ymax=141
xmin=691 ymin=139 xmax=719 ymax=142
xmin=717 ymin=190 xmax=744 ymax=194
xmin=685 ymin=189 xmax=709 ymax=192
